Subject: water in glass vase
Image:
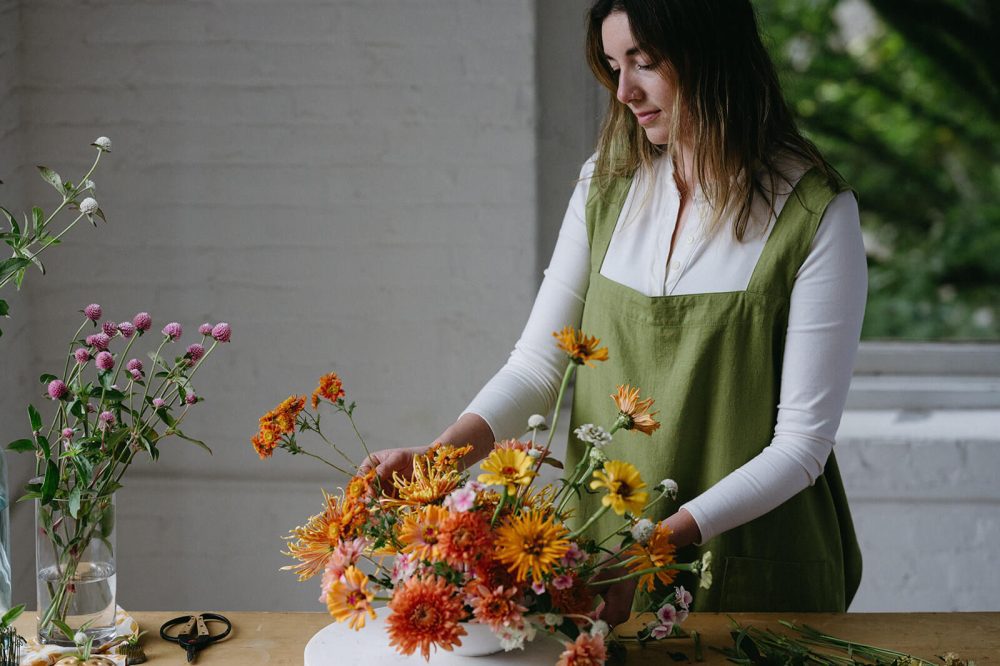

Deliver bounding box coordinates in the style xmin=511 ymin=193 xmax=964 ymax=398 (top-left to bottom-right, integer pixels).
xmin=36 ymin=561 xmax=117 ymax=646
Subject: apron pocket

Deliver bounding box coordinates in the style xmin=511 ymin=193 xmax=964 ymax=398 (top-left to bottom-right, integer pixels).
xmin=719 ymin=556 xmax=839 ymax=612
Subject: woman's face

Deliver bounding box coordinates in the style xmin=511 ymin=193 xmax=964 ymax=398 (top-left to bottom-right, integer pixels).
xmin=601 ymin=11 xmax=674 ymax=145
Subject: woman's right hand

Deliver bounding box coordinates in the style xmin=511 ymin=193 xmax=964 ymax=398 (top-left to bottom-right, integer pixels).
xmin=358 ymin=446 xmax=427 ymax=487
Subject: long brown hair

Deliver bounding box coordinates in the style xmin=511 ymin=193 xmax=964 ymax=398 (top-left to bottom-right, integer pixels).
xmin=585 ymin=0 xmax=836 ymax=240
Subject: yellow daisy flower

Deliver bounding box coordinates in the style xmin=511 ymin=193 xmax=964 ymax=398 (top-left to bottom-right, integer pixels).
xmin=495 ymin=509 xmax=570 ymax=583
xmin=326 ymin=565 xmax=376 ymax=630
xmin=589 ymin=460 xmax=649 ymax=516
xmin=478 ymin=448 xmax=536 ymax=495
xmin=611 ymin=384 xmax=661 ymax=435
xmin=553 ymin=326 xmax=610 ymax=367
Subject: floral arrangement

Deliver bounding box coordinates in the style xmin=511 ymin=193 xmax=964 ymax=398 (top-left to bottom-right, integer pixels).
xmin=6 ymin=304 xmax=231 ymax=642
xmin=0 ymin=137 xmax=112 ymax=338
xmin=255 ymin=327 xmax=711 ymax=665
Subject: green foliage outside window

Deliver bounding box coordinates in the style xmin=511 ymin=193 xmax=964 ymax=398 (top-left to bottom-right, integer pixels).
xmin=757 ymin=0 xmax=998 ymax=339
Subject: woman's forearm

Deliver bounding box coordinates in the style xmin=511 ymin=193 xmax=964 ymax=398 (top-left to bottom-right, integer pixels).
xmin=435 ymin=412 xmax=496 ymax=469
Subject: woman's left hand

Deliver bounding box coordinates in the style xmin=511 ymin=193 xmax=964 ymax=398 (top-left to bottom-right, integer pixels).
xmin=592 ymin=566 xmax=639 ymax=627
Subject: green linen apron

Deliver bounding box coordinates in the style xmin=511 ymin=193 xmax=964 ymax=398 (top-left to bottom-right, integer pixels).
xmin=566 ymin=168 xmax=863 ymax=612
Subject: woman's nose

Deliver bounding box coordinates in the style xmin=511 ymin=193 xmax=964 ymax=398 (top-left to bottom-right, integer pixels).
xmin=616 ymin=72 xmax=639 ymax=105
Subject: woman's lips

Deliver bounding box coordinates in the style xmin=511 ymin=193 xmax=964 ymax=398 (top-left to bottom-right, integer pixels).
xmin=635 ymin=109 xmax=661 ymax=126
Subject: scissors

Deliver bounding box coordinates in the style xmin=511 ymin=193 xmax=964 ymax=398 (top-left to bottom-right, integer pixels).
xmin=160 ymin=612 xmax=232 ymax=662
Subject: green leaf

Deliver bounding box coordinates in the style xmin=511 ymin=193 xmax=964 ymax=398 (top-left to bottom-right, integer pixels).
xmin=32 ymin=206 xmax=44 ymax=232
xmin=40 ymin=373 xmax=57 ymax=384
xmin=16 ymin=491 xmax=42 ymax=503
xmin=50 ymin=618 xmax=74 ymax=642
xmin=94 ymin=207 xmax=107 ymax=223
xmin=156 ymin=407 xmax=176 ymax=427
xmin=28 ymin=403 xmax=42 ymax=431
xmin=172 ymin=430 xmax=213 ymax=454
xmin=36 ymin=165 xmax=63 ymax=191
xmin=68 ymin=486 xmax=81 ymax=518
xmin=7 ymin=438 xmax=34 ymax=452
xmin=0 ymin=298 xmax=8 ymax=316
xmin=1 ymin=603 xmax=25 ymax=627
xmin=69 ymin=399 xmax=86 ymax=419
xmin=41 ymin=459 xmax=59 ymax=503
xmin=0 ymin=256 xmax=31 ymax=279
xmin=37 ymin=434 xmax=51 ymax=459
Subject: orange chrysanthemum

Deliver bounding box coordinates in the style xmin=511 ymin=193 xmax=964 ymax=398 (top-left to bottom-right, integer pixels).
xmin=326 ymin=565 xmax=376 ymax=630
xmin=548 ymin=575 xmax=595 ymax=617
xmin=553 ymin=326 xmax=610 ymax=367
xmin=312 ymin=372 xmax=346 ymax=409
xmin=386 ymin=445 xmax=470 ymax=508
xmin=282 ymin=490 xmax=367 ymax=580
xmin=346 ymin=469 xmax=377 ymax=502
xmin=623 ymin=522 xmax=677 ymax=592
xmin=251 ymin=421 xmax=280 ymax=459
xmin=467 ymin=584 xmax=527 ymax=632
xmin=438 ymin=510 xmax=493 ymax=568
xmin=495 ymin=509 xmax=570 ymax=584
xmin=252 ymin=395 xmax=306 ymax=458
xmin=611 ymin=384 xmax=661 ymax=435
xmin=399 ymin=505 xmax=449 ymax=562
xmin=386 ymin=576 xmax=468 ymax=660
xmin=473 ymin=554 xmax=518 ymax=591
xmin=556 ymin=632 xmax=607 ymax=666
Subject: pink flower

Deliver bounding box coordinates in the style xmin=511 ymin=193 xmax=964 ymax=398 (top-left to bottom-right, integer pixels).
xmin=130 ymin=369 xmax=143 ymax=381
xmin=98 ymin=411 xmax=116 ymax=430
xmin=186 ymin=343 xmax=205 ymax=363
xmin=61 ymin=428 xmax=74 ymax=440
xmin=556 ymin=632 xmax=607 ymax=666
xmin=102 ymin=321 xmax=118 ymax=337
xmin=95 ymin=351 xmax=115 ymax=372
xmin=87 ymin=333 xmax=111 ymax=351
xmin=132 ymin=312 xmax=152 ymax=332
xmin=650 ymin=623 xmax=673 ymax=640
xmin=84 ymin=304 xmax=102 ymax=321
xmin=560 ymin=542 xmax=587 ymax=568
xmin=390 ymin=553 xmax=418 ymax=585
xmin=552 ymin=574 xmax=574 ymax=591
xmin=443 ymin=486 xmax=476 ymax=513
xmin=47 ymin=380 xmax=68 ymax=400
xmin=185 ymin=393 xmax=198 ymax=405
xmin=117 ymin=322 xmax=136 ymax=338
xmin=211 ymin=322 xmax=231 ymax=343
xmin=198 ymin=322 xmax=213 ymax=336
xmin=531 ymin=581 xmax=546 ymax=595
xmin=162 ymin=322 xmax=182 ymax=340
xmin=74 ymin=348 xmax=91 ymax=365
xmin=152 ymin=398 xmax=166 ymax=409
xmin=673 ymin=585 xmax=692 ymax=610
xmin=656 ymin=604 xmax=677 ymax=626
xmin=126 ymin=359 xmax=143 ymax=372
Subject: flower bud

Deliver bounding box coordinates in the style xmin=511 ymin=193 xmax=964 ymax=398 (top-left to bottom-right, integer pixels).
xmin=527 ymin=414 xmax=548 ymax=430
xmin=79 ymin=197 xmax=99 ymax=215
xmin=92 ymin=136 xmax=112 ymax=152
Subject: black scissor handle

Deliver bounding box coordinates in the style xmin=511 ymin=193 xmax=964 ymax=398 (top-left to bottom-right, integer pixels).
xmin=160 ymin=612 xmax=232 ymax=644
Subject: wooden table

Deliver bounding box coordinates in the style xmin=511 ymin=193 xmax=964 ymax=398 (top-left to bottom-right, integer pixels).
xmin=13 ymin=612 xmax=1000 ymax=665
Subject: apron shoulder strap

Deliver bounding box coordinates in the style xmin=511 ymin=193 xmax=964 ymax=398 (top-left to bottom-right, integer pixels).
xmin=584 ymin=174 xmax=633 ymax=273
xmin=747 ymin=167 xmax=855 ymax=295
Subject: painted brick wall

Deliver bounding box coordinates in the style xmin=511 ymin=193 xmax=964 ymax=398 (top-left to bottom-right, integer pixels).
xmin=5 ymin=0 xmax=538 ymax=610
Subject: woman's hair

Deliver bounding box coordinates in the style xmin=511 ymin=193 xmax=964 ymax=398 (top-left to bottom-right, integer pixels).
xmin=585 ymin=0 xmax=836 ymax=240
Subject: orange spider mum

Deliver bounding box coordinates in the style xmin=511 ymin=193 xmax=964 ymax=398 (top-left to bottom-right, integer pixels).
xmin=438 ymin=510 xmax=493 ymax=568
xmin=282 ymin=490 xmax=347 ymax=581
xmin=611 ymin=384 xmax=661 ymax=435
xmin=386 ymin=445 xmax=468 ymax=508
xmin=312 ymin=372 xmax=346 ymax=409
xmin=399 ymin=505 xmax=449 ymax=562
xmin=386 ymin=576 xmax=468 ymax=660
xmin=623 ymin=522 xmax=677 ymax=592
xmin=326 ymin=565 xmax=376 ymax=630
xmin=467 ymin=584 xmax=527 ymax=632
xmin=495 ymin=509 xmax=570 ymax=584
xmin=553 ymin=327 xmax=610 ymax=367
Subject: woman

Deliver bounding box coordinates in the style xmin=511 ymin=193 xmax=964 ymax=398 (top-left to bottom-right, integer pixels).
xmin=362 ymin=0 xmax=866 ymax=620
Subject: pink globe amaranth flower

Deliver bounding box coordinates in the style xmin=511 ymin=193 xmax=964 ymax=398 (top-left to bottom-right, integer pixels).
xmin=84 ymin=303 xmax=102 ymax=321
xmin=85 ymin=402 xmax=96 ymax=413
xmin=61 ymin=428 xmax=74 ymax=440
xmin=185 ymin=393 xmax=198 ymax=405
xmin=198 ymin=322 xmax=213 ymax=336
xmin=95 ymin=351 xmax=115 ymax=372
xmin=74 ymin=348 xmax=91 ymax=365
xmin=152 ymin=398 xmax=166 ymax=409
xmin=211 ymin=322 xmax=231 ymax=343
xmin=47 ymin=379 xmax=69 ymax=400
xmin=102 ymin=321 xmax=118 ymax=337
xmin=88 ymin=332 xmax=111 ymax=352
xmin=162 ymin=322 xmax=182 ymax=340
xmin=98 ymin=410 xmax=116 ymax=427
xmin=186 ymin=343 xmax=205 ymax=362
xmin=126 ymin=358 xmax=143 ymax=372
xmin=117 ymin=321 xmax=136 ymax=338
xmin=129 ymin=369 xmax=143 ymax=381
xmin=132 ymin=312 xmax=152 ymax=332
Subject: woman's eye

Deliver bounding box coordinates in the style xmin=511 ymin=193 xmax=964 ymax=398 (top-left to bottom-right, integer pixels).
xmin=636 ymin=63 xmax=653 ymax=71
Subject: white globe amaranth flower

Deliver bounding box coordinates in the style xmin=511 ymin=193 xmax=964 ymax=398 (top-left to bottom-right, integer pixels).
xmin=574 ymin=423 xmax=612 ymax=448
xmin=79 ymin=197 xmax=99 ymax=215
xmin=92 ymin=136 xmax=112 ymax=152
xmin=590 ymin=619 xmax=610 ymax=637
xmin=543 ymin=612 xmax=562 ymax=626
xmin=526 ymin=447 xmax=542 ymax=459
xmin=697 ymin=551 xmax=713 ymax=589
xmin=588 ymin=446 xmax=608 ymax=465
xmin=73 ymin=631 xmax=88 ymax=645
xmin=658 ymin=478 xmax=679 ymax=499
xmin=630 ymin=518 xmax=654 ymax=544
xmin=527 ymin=413 xmax=548 ymax=430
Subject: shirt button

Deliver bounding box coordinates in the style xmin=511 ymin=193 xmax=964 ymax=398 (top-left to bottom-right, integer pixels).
xmin=686 ymin=236 xmax=695 ymax=244
xmin=671 ymin=260 xmax=681 ymax=271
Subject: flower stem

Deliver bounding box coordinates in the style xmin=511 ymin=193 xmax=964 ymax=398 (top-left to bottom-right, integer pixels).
xmin=568 ymin=503 xmax=610 ymax=539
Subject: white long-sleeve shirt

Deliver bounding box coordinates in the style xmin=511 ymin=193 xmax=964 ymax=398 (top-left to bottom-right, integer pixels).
xmin=463 ymin=154 xmax=867 ymax=544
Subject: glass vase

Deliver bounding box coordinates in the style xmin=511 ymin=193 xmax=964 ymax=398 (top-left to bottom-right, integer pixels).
xmin=35 ymin=492 xmax=116 ymax=647
xmin=0 ymin=449 xmax=11 ymax=614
